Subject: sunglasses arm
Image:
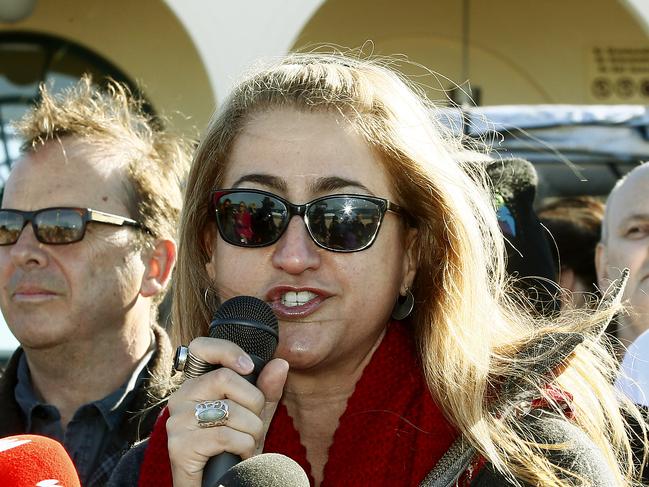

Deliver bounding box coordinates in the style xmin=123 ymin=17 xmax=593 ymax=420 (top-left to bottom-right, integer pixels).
xmin=88 ymin=209 xmax=140 ymax=228
xmin=386 ymin=202 xmax=404 ymax=215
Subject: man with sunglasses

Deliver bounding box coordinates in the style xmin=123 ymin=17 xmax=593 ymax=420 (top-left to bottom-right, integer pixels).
xmin=0 ymin=78 xmax=190 ymax=486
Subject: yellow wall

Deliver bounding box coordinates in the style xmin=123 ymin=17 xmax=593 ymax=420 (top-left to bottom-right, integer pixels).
xmin=293 ymin=0 xmax=649 ymax=105
xmin=0 ymin=0 xmax=214 ymax=137
xmin=3 ymin=0 xmax=646 ymax=122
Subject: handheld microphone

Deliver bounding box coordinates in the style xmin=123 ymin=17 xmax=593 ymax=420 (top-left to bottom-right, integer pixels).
xmin=215 ymin=453 xmax=309 ymax=487
xmin=193 ymin=296 xmax=280 ymax=487
xmin=0 ymin=434 xmax=81 ymax=487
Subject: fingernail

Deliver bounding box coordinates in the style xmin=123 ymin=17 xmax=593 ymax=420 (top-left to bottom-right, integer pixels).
xmin=278 ymin=359 xmax=289 ymax=373
xmin=238 ymin=355 xmax=254 ymax=372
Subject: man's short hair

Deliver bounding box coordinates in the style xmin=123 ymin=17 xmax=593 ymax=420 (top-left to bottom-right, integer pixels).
xmin=15 ymin=76 xmax=191 ymax=246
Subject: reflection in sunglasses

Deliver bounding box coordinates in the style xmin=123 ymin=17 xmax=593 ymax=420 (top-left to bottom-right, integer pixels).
xmin=0 ymin=207 xmax=144 ymax=245
xmin=211 ymin=189 xmax=403 ymax=252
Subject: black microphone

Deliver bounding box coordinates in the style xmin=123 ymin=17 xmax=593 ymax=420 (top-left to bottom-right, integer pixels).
xmin=486 ymin=157 xmax=561 ymax=316
xmin=201 ymin=296 xmax=280 ymax=487
xmin=215 ymin=453 xmax=309 ymax=487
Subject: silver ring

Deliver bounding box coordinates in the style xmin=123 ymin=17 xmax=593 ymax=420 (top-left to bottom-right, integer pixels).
xmin=183 ymin=350 xmax=215 ymax=379
xmin=174 ymin=346 xmax=215 ymax=380
xmin=195 ymin=400 xmax=229 ymax=428
xmin=173 ymin=345 xmax=189 ymax=372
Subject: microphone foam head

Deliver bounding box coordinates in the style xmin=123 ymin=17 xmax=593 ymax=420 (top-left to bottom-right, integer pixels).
xmin=216 ymin=453 xmax=309 ymax=487
xmin=486 ymin=157 xmax=538 ymax=200
xmin=0 ymin=434 xmax=81 ymax=487
xmin=209 ymin=296 xmax=279 ymax=362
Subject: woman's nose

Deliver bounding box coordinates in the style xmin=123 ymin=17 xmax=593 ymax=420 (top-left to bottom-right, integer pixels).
xmin=271 ymin=216 xmax=321 ymax=274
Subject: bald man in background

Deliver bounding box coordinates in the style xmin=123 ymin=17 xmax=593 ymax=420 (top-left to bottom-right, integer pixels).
xmin=596 ymin=162 xmax=649 ymax=345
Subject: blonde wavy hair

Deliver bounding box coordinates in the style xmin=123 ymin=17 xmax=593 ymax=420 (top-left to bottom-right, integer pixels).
xmin=172 ymin=52 xmax=645 ymax=485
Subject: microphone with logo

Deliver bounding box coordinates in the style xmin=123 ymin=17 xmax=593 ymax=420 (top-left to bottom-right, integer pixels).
xmin=0 ymin=434 xmax=81 ymax=487
xmin=174 ymin=295 xmax=295 ymax=487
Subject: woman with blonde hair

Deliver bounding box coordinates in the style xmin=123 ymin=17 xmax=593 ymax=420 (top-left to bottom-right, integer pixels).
xmin=110 ymin=52 xmax=645 ymax=486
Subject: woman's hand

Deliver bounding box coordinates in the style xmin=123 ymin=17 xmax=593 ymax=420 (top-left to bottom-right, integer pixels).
xmin=166 ymin=337 xmax=289 ymax=487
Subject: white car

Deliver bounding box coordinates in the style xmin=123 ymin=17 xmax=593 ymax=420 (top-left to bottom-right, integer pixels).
xmin=437 ymin=104 xmax=649 ymax=199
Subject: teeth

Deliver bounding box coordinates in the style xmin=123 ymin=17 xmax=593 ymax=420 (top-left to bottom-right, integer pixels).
xmin=281 ymin=291 xmax=318 ymax=307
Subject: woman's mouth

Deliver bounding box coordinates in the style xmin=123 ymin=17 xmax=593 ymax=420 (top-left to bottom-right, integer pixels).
xmin=281 ymin=290 xmax=319 ymax=307
xmin=267 ymin=288 xmax=329 ymax=319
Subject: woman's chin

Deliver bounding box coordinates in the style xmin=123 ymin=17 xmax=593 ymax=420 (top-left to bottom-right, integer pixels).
xmin=275 ymin=339 xmax=328 ymax=371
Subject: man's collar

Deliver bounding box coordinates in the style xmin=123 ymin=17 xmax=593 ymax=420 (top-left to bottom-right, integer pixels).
xmin=95 ymin=344 xmax=157 ymax=430
xmin=14 ymin=334 xmax=158 ymax=432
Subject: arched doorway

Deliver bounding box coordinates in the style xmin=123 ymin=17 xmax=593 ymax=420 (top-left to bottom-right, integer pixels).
xmin=0 ymin=31 xmax=151 ymax=187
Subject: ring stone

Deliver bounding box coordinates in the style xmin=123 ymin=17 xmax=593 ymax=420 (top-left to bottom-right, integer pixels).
xmin=195 ymin=400 xmax=229 ymax=428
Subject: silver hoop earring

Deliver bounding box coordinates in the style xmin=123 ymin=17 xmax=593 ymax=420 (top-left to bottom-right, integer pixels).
xmin=391 ymin=288 xmax=414 ymax=321
xmin=203 ymin=287 xmax=219 ymax=311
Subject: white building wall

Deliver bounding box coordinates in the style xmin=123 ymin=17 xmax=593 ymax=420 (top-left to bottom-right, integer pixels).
xmin=163 ymin=0 xmax=325 ymax=102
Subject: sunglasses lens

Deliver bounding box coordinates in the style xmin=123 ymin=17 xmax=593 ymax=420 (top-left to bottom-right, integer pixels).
xmin=34 ymin=209 xmax=85 ymax=244
xmin=307 ymin=196 xmax=383 ymax=251
xmin=0 ymin=211 xmax=25 ymax=245
xmin=214 ymin=192 xmax=287 ymax=246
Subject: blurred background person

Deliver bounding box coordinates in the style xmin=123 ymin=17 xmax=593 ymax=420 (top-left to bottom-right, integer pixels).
xmin=486 ymin=158 xmax=560 ymax=317
xmin=538 ymin=196 xmax=605 ymax=310
xmin=596 ymin=163 xmax=649 ymax=346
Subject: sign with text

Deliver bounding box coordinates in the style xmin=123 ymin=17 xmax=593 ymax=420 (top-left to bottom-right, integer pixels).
xmin=587 ymin=46 xmax=649 ymax=103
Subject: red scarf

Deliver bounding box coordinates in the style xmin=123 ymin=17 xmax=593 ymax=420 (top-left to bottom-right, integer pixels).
xmin=138 ymin=321 xmax=460 ymax=486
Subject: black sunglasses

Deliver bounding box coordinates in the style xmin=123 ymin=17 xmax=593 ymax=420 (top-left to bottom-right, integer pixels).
xmin=211 ymin=189 xmax=404 ymax=252
xmin=0 ymin=207 xmax=146 ymax=245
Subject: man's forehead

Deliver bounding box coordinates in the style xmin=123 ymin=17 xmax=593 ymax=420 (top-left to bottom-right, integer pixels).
xmin=24 ymin=136 xmax=127 ymax=170
xmin=616 ymin=168 xmax=649 ymax=199
xmin=609 ymin=167 xmax=649 ymax=220
xmin=4 ymin=136 xmax=131 ymax=210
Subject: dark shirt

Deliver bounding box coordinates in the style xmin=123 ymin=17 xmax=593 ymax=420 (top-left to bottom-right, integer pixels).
xmin=15 ymin=346 xmax=155 ymax=486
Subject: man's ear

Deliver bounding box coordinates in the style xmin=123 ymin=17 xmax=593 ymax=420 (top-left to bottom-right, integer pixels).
xmin=400 ymin=227 xmax=419 ymax=292
xmin=594 ymin=242 xmax=608 ymax=291
xmin=140 ymin=239 xmax=177 ymax=298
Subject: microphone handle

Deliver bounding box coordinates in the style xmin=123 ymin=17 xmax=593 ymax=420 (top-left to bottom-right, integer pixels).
xmin=203 ymin=452 xmax=240 ymax=487
xmin=201 ymin=354 xmax=265 ymax=487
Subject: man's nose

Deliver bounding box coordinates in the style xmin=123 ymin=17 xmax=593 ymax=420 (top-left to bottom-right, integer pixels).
xmin=8 ymin=224 xmax=49 ymax=269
